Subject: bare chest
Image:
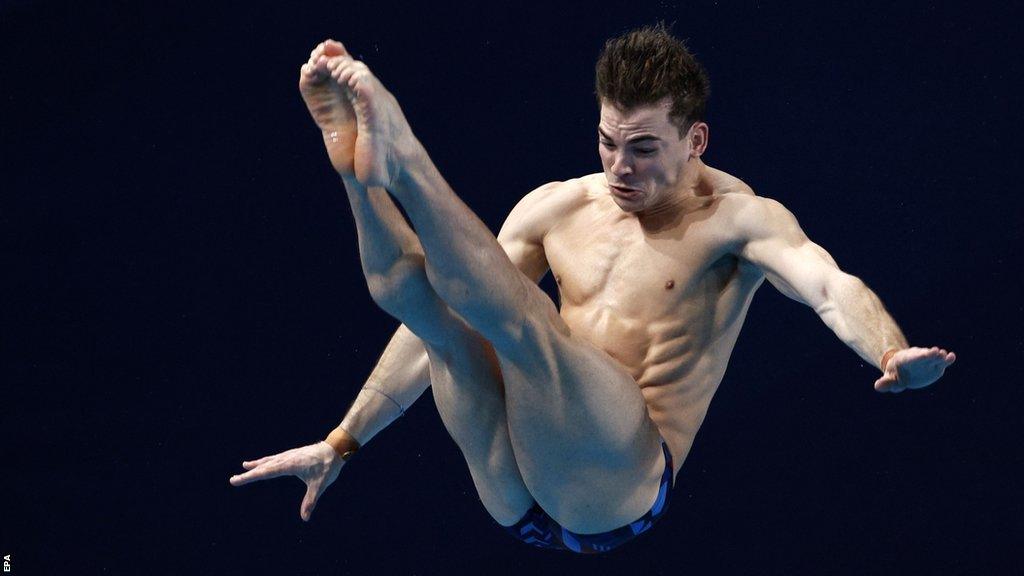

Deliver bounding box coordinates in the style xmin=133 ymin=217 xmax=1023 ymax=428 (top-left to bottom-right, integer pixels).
xmin=544 ymin=210 xmax=734 ymax=321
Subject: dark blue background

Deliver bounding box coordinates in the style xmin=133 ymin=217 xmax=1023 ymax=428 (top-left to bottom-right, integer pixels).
xmin=3 ymin=1 xmax=1021 ymax=574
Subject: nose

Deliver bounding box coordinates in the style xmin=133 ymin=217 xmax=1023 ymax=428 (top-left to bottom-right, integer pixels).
xmin=610 ymin=152 xmax=633 ymax=177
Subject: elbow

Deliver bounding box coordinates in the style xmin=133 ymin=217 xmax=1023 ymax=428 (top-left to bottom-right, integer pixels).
xmin=814 ymin=272 xmax=863 ymax=314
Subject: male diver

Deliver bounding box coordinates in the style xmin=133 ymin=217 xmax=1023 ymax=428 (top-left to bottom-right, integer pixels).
xmin=230 ymin=25 xmax=956 ymax=553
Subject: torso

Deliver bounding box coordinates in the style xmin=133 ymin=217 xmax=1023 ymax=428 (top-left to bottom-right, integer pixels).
xmin=541 ymin=170 xmax=765 ymax=479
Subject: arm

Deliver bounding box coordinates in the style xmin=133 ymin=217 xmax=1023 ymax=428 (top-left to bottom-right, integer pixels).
xmin=496 ymin=180 xmax=561 ymax=283
xmin=324 ymin=323 xmax=430 ymax=455
xmin=735 ymin=196 xmax=955 ymax=392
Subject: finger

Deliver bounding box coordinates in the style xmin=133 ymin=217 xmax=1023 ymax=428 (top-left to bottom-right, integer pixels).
xmin=230 ymin=464 xmax=288 ymax=487
xmin=946 ymin=352 xmax=956 ymax=364
xmin=883 ymin=377 xmax=905 ymax=393
xmin=242 ymin=455 xmax=274 ymax=469
xmin=876 ymin=370 xmax=906 ymax=392
xmin=300 ymin=483 xmax=320 ymax=522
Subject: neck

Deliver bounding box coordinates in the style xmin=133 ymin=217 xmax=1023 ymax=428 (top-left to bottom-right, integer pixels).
xmin=635 ymin=158 xmax=709 ymax=228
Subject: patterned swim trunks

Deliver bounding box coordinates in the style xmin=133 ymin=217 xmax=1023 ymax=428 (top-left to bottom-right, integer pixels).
xmin=500 ymin=440 xmax=674 ymax=554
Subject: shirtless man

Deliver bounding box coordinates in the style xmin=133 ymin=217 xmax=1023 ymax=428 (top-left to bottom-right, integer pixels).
xmin=229 ymin=25 xmax=956 ymax=553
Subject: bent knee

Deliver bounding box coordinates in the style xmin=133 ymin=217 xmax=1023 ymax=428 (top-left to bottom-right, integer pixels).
xmin=366 ymin=253 xmax=432 ymax=312
xmin=367 ymin=256 xmax=484 ymax=348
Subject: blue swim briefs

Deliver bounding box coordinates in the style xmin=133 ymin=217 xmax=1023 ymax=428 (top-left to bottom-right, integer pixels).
xmin=500 ymin=440 xmax=674 ymax=554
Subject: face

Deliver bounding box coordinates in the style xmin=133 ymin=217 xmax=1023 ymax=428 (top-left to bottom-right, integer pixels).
xmin=598 ymin=98 xmax=702 ymax=213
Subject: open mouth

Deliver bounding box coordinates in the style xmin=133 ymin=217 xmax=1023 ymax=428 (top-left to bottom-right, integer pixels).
xmin=609 ymin=185 xmax=641 ymax=198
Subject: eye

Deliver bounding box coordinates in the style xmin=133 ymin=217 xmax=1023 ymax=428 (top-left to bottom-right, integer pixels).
xmin=600 ymin=140 xmax=616 ymax=149
xmin=634 ymin=148 xmax=656 ymax=155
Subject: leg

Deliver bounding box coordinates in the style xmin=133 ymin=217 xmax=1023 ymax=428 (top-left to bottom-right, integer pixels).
xmin=303 ymin=41 xmax=532 ymax=525
xmin=398 ymin=162 xmax=667 ymax=534
xmin=343 ymin=176 xmax=535 ymax=526
xmin=327 ymin=46 xmax=668 ymax=532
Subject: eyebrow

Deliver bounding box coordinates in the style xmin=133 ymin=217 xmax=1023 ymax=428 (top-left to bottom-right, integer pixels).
xmin=597 ymin=127 xmax=661 ymax=144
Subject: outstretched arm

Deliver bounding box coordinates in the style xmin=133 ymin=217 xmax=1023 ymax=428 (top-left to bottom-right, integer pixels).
xmin=229 ymin=325 xmax=429 ymax=521
xmin=735 ymin=196 xmax=956 ymax=392
xmin=325 ymin=323 xmax=431 ymax=452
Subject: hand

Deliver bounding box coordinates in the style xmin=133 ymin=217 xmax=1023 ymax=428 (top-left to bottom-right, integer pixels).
xmin=874 ymin=346 xmax=957 ymax=393
xmin=229 ymin=441 xmax=344 ymax=522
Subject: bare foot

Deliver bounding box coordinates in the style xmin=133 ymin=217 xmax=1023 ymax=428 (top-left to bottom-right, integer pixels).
xmin=299 ymin=39 xmax=415 ymax=188
xmin=299 ymin=40 xmax=357 ymax=176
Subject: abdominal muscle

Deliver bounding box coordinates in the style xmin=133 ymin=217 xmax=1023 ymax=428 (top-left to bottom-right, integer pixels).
xmin=544 ymin=173 xmax=764 ymax=480
xmin=555 ymin=259 xmax=762 ymax=481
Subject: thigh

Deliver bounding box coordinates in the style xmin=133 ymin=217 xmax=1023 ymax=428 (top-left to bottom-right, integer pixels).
xmin=406 ymin=244 xmax=664 ymax=532
xmin=422 ymin=326 xmax=535 ymax=527
xmin=493 ymin=315 xmax=668 ymax=534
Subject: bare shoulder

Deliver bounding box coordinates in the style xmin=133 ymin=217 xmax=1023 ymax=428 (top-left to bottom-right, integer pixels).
xmin=698 ymin=167 xmax=808 ymax=253
xmin=698 ymin=166 xmax=759 ymax=227
xmin=717 ymin=192 xmax=801 ymax=243
xmin=497 ymin=176 xmax=593 ymax=241
xmin=705 ymin=165 xmax=756 ymax=197
xmin=524 ymin=175 xmax=595 ymax=214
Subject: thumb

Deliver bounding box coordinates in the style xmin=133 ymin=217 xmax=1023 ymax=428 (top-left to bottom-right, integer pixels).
xmin=874 ymin=373 xmax=897 ymax=392
xmin=301 ymin=484 xmax=320 ymax=522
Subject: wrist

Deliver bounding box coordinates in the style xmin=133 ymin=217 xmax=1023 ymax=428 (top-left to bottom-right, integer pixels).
xmin=880 ymin=348 xmax=900 ymax=372
xmin=325 ymin=425 xmax=361 ymax=461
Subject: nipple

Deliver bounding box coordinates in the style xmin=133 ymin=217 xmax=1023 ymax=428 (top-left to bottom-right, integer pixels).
xmin=664 ymin=279 xmax=675 ymax=290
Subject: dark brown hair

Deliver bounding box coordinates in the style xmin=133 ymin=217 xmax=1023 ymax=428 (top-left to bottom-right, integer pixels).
xmin=595 ymin=22 xmax=710 ymax=137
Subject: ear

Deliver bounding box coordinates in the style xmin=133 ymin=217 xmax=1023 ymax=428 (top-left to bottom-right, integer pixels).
xmin=688 ymin=122 xmax=709 ymax=157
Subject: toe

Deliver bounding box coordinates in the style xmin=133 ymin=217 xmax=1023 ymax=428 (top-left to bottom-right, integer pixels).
xmin=327 ymin=55 xmax=351 ymax=70
xmin=324 ymin=39 xmax=348 ymax=56
xmin=310 ymin=42 xmax=325 ymax=60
